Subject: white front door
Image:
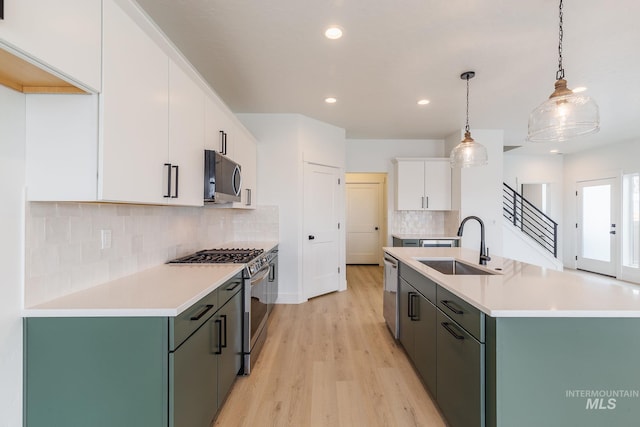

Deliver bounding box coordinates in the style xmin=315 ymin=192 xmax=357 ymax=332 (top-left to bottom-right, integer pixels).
xmin=346 ymin=182 xmax=381 ymax=264
xmin=303 ymin=163 xmax=340 ymax=299
xmin=577 ymin=178 xmax=618 ymax=276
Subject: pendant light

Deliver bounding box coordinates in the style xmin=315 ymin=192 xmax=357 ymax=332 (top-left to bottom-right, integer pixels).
xmin=527 ymin=0 xmax=599 ymax=142
xmin=450 ymin=71 xmax=488 ymax=168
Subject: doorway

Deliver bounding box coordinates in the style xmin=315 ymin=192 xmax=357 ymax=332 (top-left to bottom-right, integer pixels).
xmin=345 ymin=173 xmax=387 ymax=265
xmin=576 ymin=178 xmax=618 ymax=277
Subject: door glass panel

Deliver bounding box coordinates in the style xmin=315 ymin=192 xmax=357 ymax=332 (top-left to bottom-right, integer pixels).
xmin=582 ymin=184 xmax=611 ymax=261
xmin=623 ymin=173 xmax=640 ymax=268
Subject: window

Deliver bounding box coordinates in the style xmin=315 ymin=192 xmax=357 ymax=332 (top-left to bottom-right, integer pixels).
xmin=622 ymin=173 xmax=640 ymax=268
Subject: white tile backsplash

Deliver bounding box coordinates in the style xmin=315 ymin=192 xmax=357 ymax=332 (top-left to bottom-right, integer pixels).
xmin=391 ymin=210 xmax=460 ymax=235
xmin=25 ymin=203 xmax=279 ymax=306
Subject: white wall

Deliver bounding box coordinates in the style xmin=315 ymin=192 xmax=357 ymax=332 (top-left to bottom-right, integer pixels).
xmin=238 ymin=113 xmax=346 ymax=303
xmin=446 ymin=129 xmax=504 ymax=257
xmin=0 ymin=85 xmax=26 ymax=427
xmin=562 ymin=139 xmax=640 ymax=268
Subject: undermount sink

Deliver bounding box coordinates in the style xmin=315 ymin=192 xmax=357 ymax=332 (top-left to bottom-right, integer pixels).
xmin=416 ymin=258 xmax=498 ymax=275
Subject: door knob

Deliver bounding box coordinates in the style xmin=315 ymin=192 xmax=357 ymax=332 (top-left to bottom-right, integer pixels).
xmin=308 ymin=235 xmax=315 ymax=240
xmin=610 ymin=231 xmax=616 ymax=235
xmin=375 ymin=227 xmax=379 ymax=230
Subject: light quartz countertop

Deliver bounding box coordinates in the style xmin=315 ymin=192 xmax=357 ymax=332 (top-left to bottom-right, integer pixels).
xmin=23 ymin=241 xmax=278 ymax=318
xmin=384 ymin=247 xmax=640 ymax=318
xmin=392 ymin=234 xmax=461 ymax=240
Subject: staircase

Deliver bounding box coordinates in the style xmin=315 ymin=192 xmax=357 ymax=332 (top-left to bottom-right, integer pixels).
xmin=502 ymin=183 xmax=563 ymax=270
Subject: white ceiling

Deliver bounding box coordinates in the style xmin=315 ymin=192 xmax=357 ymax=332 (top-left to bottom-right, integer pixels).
xmin=135 ymin=0 xmax=640 ymax=155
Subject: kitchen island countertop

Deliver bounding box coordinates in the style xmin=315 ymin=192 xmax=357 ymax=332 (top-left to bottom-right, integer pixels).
xmin=384 ymin=246 xmax=640 ymax=317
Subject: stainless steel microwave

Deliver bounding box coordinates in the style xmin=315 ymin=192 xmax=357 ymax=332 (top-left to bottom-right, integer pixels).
xmin=204 ymin=150 xmax=242 ymax=203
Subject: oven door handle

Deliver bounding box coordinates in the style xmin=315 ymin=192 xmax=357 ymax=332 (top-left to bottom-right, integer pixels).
xmin=250 ymin=265 xmax=271 ymax=285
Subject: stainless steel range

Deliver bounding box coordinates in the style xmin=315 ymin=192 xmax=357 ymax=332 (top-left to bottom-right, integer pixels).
xmin=168 ymin=247 xmax=278 ymax=374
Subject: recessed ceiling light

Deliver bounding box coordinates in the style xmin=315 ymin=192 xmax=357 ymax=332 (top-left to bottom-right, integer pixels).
xmin=417 ymin=99 xmax=430 ymax=105
xmin=324 ymin=26 xmax=343 ymax=40
xmin=572 ymin=86 xmax=587 ymax=93
xmin=325 ymin=97 xmax=337 ymax=104
xmin=550 ymin=149 xmax=560 ymax=154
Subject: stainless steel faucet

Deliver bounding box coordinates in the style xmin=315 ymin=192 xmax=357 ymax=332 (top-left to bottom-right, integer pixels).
xmin=457 ymin=216 xmax=491 ymax=265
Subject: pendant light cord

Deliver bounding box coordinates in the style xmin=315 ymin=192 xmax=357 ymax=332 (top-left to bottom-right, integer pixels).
xmin=556 ymin=0 xmax=565 ymax=80
xmin=465 ymin=75 xmax=470 ymax=133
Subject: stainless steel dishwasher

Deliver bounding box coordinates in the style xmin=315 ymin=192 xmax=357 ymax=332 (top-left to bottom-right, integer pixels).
xmin=383 ymin=254 xmax=399 ymax=338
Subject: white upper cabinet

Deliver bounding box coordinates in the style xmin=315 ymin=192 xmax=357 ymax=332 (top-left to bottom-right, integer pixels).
xmin=205 ymin=97 xmax=234 ymax=158
xmin=205 ymin=97 xmax=258 ymax=209
xmin=167 ymin=60 xmax=205 ymax=206
xmin=231 ymin=129 xmax=257 ymax=209
xmin=395 ymin=158 xmax=451 ymax=211
xmin=100 ymin=0 xmax=169 ymax=204
xmin=0 ymin=0 xmax=102 ymax=92
xmin=24 ymin=0 xmax=253 ymax=208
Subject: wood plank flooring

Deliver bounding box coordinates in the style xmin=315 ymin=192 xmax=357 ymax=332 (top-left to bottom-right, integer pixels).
xmin=213 ymin=265 xmax=447 ymax=427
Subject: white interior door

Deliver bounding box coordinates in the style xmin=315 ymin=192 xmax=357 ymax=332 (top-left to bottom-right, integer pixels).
xmin=346 ymin=183 xmax=381 ymax=264
xmin=577 ymin=178 xmax=618 ymax=276
xmin=303 ymin=163 xmax=340 ymax=299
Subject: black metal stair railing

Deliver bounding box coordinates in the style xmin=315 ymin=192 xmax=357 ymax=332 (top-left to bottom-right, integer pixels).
xmin=503 ymin=183 xmax=558 ymax=258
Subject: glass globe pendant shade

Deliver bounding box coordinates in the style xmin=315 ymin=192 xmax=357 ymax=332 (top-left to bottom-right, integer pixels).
xmin=450 ymin=131 xmax=488 ymax=168
xmin=528 ymin=78 xmax=599 ymax=142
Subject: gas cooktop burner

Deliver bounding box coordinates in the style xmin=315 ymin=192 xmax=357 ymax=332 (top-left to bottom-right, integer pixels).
xmin=168 ymin=248 xmax=264 ymax=264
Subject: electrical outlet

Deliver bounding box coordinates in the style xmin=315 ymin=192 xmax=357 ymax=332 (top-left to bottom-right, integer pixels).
xmin=101 ymin=229 xmax=112 ymax=250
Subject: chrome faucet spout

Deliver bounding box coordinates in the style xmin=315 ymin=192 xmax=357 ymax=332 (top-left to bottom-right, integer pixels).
xmin=457 ymin=215 xmax=491 ymax=265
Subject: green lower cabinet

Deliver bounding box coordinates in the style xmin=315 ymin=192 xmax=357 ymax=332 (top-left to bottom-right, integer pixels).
xmin=25 ymin=279 xmax=244 ymax=427
xmin=487 ymin=317 xmax=640 ymax=427
xmin=398 ymin=277 xmax=437 ymax=395
xmin=169 ymin=318 xmax=218 ymax=427
xmin=24 ymin=317 xmax=168 ymax=427
xmin=436 ymin=309 xmax=485 ymax=427
xmin=216 ymin=289 xmax=243 ymax=407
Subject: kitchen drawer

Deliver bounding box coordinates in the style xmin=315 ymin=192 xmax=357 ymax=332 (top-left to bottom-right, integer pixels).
xmin=399 ymin=262 xmax=436 ymax=303
xmin=217 ymin=274 xmax=244 ymax=307
xmin=169 ymin=288 xmax=219 ymax=351
xmin=437 ymin=286 xmax=485 ymax=342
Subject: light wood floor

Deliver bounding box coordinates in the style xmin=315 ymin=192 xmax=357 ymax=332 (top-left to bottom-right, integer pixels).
xmin=213 ymin=265 xmax=447 ymax=427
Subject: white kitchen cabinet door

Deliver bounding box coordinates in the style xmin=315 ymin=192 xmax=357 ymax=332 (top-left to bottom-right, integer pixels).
xmin=205 ymin=97 xmax=234 ymax=158
xmin=231 ymin=130 xmax=257 ymax=209
xmin=395 ymin=159 xmax=451 ymax=210
xmin=168 ymin=60 xmax=205 ymax=206
xmin=396 ymin=160 xmax=426 ymax=210
xmin=100 ymin=0 xmax=169 ymax=204
xmin=423 ymin=159 xmax=451 ymax=210
xmin=0 ymin=0 xmax=102 ymax=92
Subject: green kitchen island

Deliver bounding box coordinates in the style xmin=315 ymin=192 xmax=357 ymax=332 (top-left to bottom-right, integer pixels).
xmin=384 ymin=246 xmax=640 ymax=427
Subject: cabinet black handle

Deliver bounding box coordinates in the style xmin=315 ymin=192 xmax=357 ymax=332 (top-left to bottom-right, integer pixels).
xmin=268 ymin=263 xmax=275 ymax=282
xmin=223 ymin=132 xmax=228 ymax=155
xmin=164 ymin=163 xmax=172 ymax=198
xmin=171 ymin=165 xmax=179 ymax=198
xmin=225 ymin=281 xmax=242 ymax=292
xmin=407 ymin=291 xmax=414 ymax=318
xmin=220 ymin=314 xmax=227 ymax=348
xmin=190 ymin=304 xmax=214 ymax=321
xmin=246 ymin=188 xmax=252 ymax=206
xmin=214 ymin=319 xmax=223 ymax=354
xmin=219 ymin=130 xmax=226 ymax=154
xmin=441 ymin=300 xmax=464 ymax=315
xmin=410 ymin=293 xmax=419 ymax=321
xmin=441 ymin=322 xmax=465 ymax=340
